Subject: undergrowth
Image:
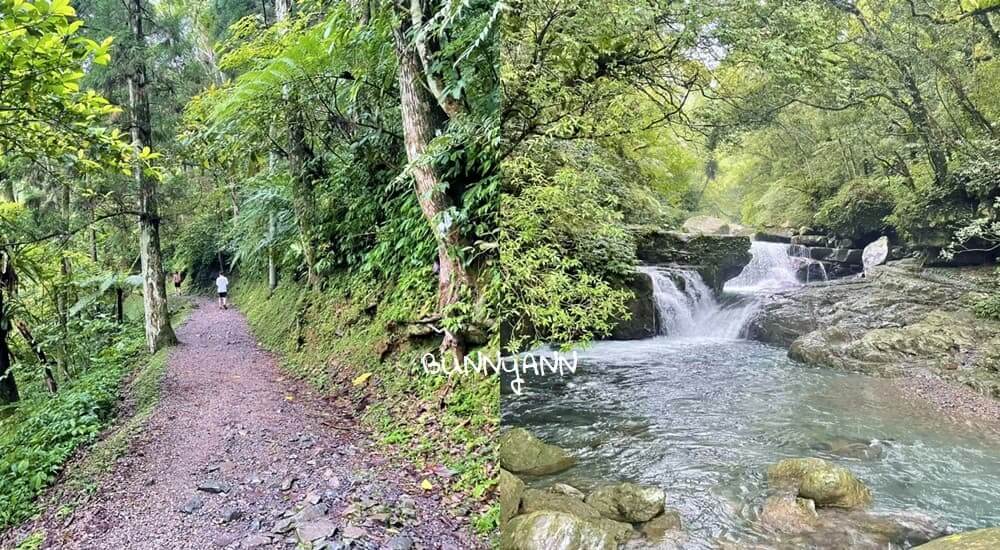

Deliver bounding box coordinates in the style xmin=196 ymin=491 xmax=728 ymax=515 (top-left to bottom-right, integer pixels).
xmin=234 ymin=269 xmax=499 ymax=537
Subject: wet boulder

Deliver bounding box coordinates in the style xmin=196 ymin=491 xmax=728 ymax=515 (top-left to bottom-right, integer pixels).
xmin=499 ymin=428 xmax=576 ymax=476
xmin=609 ymin=271 xmax=657 ymax=340
xmin=584 ymin=482 xmax=666 ymax=523
xmin=520 ymin=488 xmax=602 ymax=519
xmin=548 ymin=482 xmax=586 ymax=500
xmin=759 ymin=495 xmax=820 ymax=533
xmin=500 ymin=469 xmax=525 ymax=528
xmin=767 ymin=457 xmax=872 ymax=509
xmin=915 ymin=527 xmax=1000 ymax=549
xmin=638 ymin=509 xmax=684 ymax=541
xmin=863 ymin=236 xmax=890 ymax=271
xmin=812 ymin=436 xmax=884 ymax=461
xmin=501 ymin=511 xmax=630 ymax=550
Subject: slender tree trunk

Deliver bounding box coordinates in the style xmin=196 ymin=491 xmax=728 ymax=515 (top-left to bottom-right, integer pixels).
xmin=975 ymin=13 xmax=1000 ymax=51
xmin=392 ymin=8 xmax=472 ymax=360
xmin=57 ymin=183 xmax=71 ymax=377
xmin=275 ymin=0 xmax=320 ymax=289
xmin=0 ymin=171 xmax=13 ymax=202
xmin=116 ymin=287 xmax=125 ymax=324
xmin=0 ymin=286 xmax=18 ymax=404
xmin=268 ymin=213 xmax=278 ymax=295
xmin=15 ymin=321 xmax=56 ymax=393
xmin=127 ymin=0 xmax=177 ymax=352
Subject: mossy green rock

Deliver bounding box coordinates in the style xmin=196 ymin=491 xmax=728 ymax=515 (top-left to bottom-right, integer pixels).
xmin=768 ymin=458 xmax=872 ymax=509
xmin=499 ymin=428 xmax=576 ymax=476
xmin=499 ymin=468 xmax=525 ymax=528
xmin=584 ymin=482 xmax=666 ymax=523
xmin=521 ymin=488 xmax=601 ymax=519
xmin=500 ymin=511 xmax=626 ymax=550
xmin=915 ymin=528 xmax=1000 ymax=549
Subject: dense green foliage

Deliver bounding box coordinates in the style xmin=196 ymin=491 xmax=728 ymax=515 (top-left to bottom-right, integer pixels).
xmin=0 ymin=321 xmax=144 ymax=528
xmin=503 ymin=0 xmax=1000 ymax=349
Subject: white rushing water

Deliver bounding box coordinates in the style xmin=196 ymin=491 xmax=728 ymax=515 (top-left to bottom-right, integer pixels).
xmin=638 ymin=266 xmax=758 ymax=339
xmin=724 ymin=240 xmax=812 ymax=292
xmin=640 ymin=240 xmax=824 ymax=339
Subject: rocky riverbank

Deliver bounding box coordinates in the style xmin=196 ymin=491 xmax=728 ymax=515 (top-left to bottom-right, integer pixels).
xmin=747 ymin=261 xmax=1000 ymax=421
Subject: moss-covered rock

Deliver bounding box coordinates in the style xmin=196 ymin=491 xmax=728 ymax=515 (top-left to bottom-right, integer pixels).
xmin=499 ymin=428 xmax=575 ymax=476
xmin=915 ymin=527 xmax=1000 ymax=549
xmin=520 ymin=488 xmax=601 ymax=519
xmin=500 ymin=511 xmax=627 ymax=550
xmin=609 ymin=271 xmax=657 ymax=340
xmin=768 ymin=458 xmax=872 ymax=509
xmin=631 ymin=227 xmax=752 ymax=294
xmin=584 ymin=482 xmax=666 ymax=523
xmin=500 ymin=469 xmax=525 ymax=529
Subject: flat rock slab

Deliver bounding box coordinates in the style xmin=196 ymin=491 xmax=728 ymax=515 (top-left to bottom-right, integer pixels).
xmin=1 ymin=298 xmax=482 ymax=549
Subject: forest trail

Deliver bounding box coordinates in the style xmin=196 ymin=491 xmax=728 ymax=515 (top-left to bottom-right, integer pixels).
xmin=13 ymin=298 xmax=479 ymax=550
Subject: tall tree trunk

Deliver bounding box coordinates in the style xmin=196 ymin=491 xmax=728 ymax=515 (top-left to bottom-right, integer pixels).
xmin=268 ymin=212 xmax=278 ymax=295
xmin=116 ymin=287 xmax=125 ymax=324
xmin=57 ymin=183 xmax=72 ymax=378
xmin=392 ymin=7 xmax=472 ymax=360
xmin=275 ymin=0 xmax=320 ymax=289
xmin=127 ymin=0 xmax=177 ymax=352
xmin=0 ymin=271 xmax=18 ymax=404
xmin=15 ymin=321 xmax=56 ymax=393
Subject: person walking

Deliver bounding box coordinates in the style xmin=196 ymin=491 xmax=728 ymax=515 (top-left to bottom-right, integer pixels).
xmin=173 ymin=271 xmax=183 ymax=294
xmin=216 ymin=271 xmax=229 ymax=309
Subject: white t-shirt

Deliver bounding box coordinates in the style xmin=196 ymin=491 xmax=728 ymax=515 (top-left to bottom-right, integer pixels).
xmin=216 ymin=275 xmax=229 ymax=293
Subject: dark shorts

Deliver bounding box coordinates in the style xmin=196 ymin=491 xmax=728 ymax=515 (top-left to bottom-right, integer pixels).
xmin=174 ymin=282 xmax=181 ymax=288
xmin=218 ymin=291 xmax=228 ymax=298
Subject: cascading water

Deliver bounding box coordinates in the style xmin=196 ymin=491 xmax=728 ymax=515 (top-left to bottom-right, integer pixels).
xmin=639 ymin=266 xmax=757 ymax=339
xmin=641 ymin=240 xmax=827 ymax=339
xmin=724 ymin=240 xmax=818 ymax=292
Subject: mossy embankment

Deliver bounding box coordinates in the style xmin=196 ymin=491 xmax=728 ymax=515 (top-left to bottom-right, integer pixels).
xmin=233 ymin=272 xmax=499 ymax=534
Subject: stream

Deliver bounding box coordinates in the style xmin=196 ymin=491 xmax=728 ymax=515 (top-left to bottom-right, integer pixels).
xmin=502 ymin=242 xmax=1000 ymax=548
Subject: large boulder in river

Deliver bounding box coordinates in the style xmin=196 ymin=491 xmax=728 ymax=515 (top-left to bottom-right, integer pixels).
xmin=632 ymin=226 xmax=752 ymax=293
xmin=499 ymin=428 xmax=576 ymax=476
xmin=767 ymin=458 xmax=872 ymax=509
xmin=501 ymin=511 xmax=630 ymax=550
xmin=584 ymin=482 xmax=666 ymax=522
xmin=520 ymin=488 xmax=602 ymax=519
xmin=500 ymin=469 xmax=525 ymax=528
xmin=863 ymin=236 xmax=890 ymax=271
xmin=609 ymin=271 xmax=657 ymax=340
xmin=916 ymin=527 xmax=1000 ymax=549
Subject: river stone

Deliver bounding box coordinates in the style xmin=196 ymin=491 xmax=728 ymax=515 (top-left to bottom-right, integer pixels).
xmin=915 ymin=527 xmax=1000 ymax=549
xmin=639 ymin=509 xmax=683 ymax=541
xmin=768 ymin=458 xmax=872 ymax=509
xmin=520 ymin=488 xmax=601 ymax=519
xmin=759 ymin=495 xmax=819 ymax=533
xmin=500 ymin=511 xmax=621 ymax=550
xmin=499 ymin=428 xmax=575 ymax=476
xmin=863 ymin=236 xmax=890 ymax=271
xmin=630 ymin=227 xmax=752 ymax=294
xmin=548 ymin=483 xmax=585 ymax=500
xmin=610 ymin=271 xmax=657 ymax=340
xmin=500 ymin=468 xmax=525 ymax=528
xmin=584 ymin=482 xmax=665 ymax=523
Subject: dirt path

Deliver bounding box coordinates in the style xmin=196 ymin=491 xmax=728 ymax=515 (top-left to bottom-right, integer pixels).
xmin=8 ymin=299 xmax=481 ymax=550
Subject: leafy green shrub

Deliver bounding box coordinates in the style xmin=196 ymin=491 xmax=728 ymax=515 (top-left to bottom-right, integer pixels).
xmin=815 ymin=177 xmax=894 ymax=241
xmin=0 ymin=323 xmax=145 ymax=529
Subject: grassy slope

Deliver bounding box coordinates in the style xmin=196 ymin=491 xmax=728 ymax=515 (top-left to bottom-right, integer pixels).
xmin=234 ymin=272 xmax=499 ymax=536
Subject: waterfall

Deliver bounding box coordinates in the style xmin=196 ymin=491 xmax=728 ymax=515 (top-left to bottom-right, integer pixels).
xmin=639 ymin=240 xmax=827 ymax=340
xmin=638 ymin=266 xmax=757 ymax=339
xmin=724 ymin=241 xmax=825 ymax=292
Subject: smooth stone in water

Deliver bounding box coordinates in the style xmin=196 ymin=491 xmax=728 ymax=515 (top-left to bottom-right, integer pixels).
xmin=547 ymin=482 xmax=585 ymax=500
xmin=499 ymin=428 xmax=576 ymax=476
xmin=520 ymin=488 xmax=602 ymax=519
xmin=584 ymin=482 xmax=665 ymax=523
xmin=767 ymin=458 xmax=872 ymax=509
xmin=501 ymin=511 xmax=629 ymax=550
xmin=639 ymin=509 xmax=683 ymax=541
xmin=499 ymin=468 xmax=525 ymax=528
xmin=915 ymin=527 xmax=1000 ymax=549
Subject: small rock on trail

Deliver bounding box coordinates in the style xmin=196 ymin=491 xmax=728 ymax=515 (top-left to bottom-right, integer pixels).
xmin=2 ymin=298 xmax=482 ymax=550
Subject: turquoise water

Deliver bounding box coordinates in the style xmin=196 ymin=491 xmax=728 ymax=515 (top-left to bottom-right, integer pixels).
xmin=502 ymin=337 xmax=1000 ymax=548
